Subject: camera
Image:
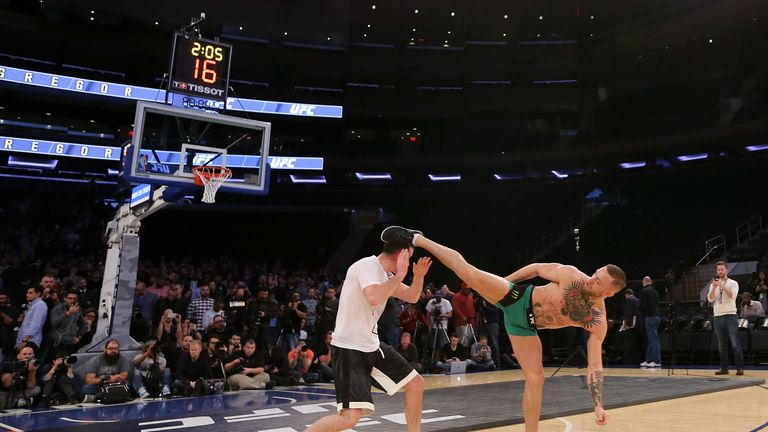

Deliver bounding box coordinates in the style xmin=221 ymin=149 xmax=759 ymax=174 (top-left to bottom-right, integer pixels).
xmin=713 ymin=275 xmax=719 ymax=281
xmin=300 ymin=345 xmax=309 ymax=352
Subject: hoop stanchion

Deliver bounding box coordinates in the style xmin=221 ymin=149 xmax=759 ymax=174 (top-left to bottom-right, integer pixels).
xmin=192 ymin=166 xmax=232 ymax=203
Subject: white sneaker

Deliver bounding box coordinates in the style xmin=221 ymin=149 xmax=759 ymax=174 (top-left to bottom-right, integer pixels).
xmin=138 ymin=387 xmax=150 ymax=399
xmin=647 ymin=362 xmax=661 ymax=368
xmin=640 ymin=362 xmax=649 ymax=368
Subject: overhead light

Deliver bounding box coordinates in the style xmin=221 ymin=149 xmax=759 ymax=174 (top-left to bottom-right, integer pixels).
xmin=284 ymin=31 xmax=288 ymax=36
xmin=447 ymin=31 xmax=451 ymax=34
xmin=504 ymin=14 xmax=509 ymax=19
xmin=428 ymin=174 xmax=461 ymax=182
xmin=363 ymin=34 xmax=367 ymax=37
xmin=371 ymin=4 xmax=376 ymax=9
xmin=708 ymin=39 xmax=713 ymax=43
xmin=355 ymin=172 xmax=392 ymax=181
xmin=89 ymin=119 xmax=95 ymax=123
xmin=450 ymin=12 xmax=455 ymax=17
xmin=590 ymin=15 xmax=595 ymax=19
xmin=503 ymin=33 xmax=507 ymax=37
xmin=90 ymin=10 xmax=94 ymax=13
xmin=90 ymin=17 xmax=94 ymax=21
xmin=538 ymin=15 xmax=544 ymax=20
xmin=45 ymin=112 xmax=51 ymax=116
xmin=290 ymin=174 xmax=326 ymax=184
xmin=494 ymin=173 xmax=522 ymax=181
xmin=551 ymin=170 xmax=568 ymax=179
xmin=412 ymin=28 xmax=416 ymax=32
xmin=414 ymin=9 xmax=419 ymax=14
xmin=367 ymin=24 xmax=371 ymax=28
xmin=154 ymin=21 xmax=159 ymax=25
xmin=327 ymin=36 xmax=331 ymax=41
xmin=745 ymin=144 xmax=768 ymax=152
xmin=619 ymin=162 xmax=646 ymax=169
xmin=8 ymin=155 xmax=58 ymax=170
xmin=676 ymin=153 xmax=709 ymax=162
xmin=239 ymin=26 xmax=243 ymax=30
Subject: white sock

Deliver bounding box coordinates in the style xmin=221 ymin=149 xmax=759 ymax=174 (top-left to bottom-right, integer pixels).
xmin=412 ymin=233 xmax=421 ymax=246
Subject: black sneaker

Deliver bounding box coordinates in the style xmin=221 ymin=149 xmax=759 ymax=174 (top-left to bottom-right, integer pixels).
xmin=381 ymin=226 xmax=422 ymax=246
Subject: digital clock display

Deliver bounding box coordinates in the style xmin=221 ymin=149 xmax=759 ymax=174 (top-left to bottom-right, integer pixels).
xmin=168 ymin=33 xmax=232 ymax=103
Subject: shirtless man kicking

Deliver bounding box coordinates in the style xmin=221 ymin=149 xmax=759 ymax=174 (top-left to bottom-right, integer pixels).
xmin=381 ymin=226 xmax=626 ymax=431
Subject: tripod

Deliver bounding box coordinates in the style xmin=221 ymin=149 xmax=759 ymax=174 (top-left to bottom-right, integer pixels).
xmin=550 ymin=328 xmax=589 ymax=378
xmin=431 ymin=319 xmax=450 ymax=363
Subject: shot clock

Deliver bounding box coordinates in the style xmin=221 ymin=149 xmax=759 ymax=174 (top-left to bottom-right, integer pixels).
xmin=168 ymin=32 xmax=232 ymax=102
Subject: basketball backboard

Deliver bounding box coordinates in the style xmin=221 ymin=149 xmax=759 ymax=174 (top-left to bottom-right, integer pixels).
xmin=121 ymin=101 xmax=270 ymax=196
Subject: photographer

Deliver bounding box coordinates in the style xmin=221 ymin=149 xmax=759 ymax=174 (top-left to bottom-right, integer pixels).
xmin=0 ymin=346 xmax=40 ymax=407
xmin=156 ymin=310 xmax=183 ymax=370
xmin=206 ymin=336 xmax=228 ymax=379
xmin=469 ymin=334 xmax=496 ymax=371
xmin=227 ymin=333 xmax=242 ymax=356
xmin=80 ymin=339 xmax=131 ymax=402
xmin=173 ymin=340 xmax=212 ymax=396
xmin=278 ymin=291 xmax=307 ymax=350
xmin=224 ymin=339 xmax=273 ymax=390
xmin=425 ymin=293 xmax=453 ymax=357
xmin=39 ymin=350 xmax=78 ymax=406
xmin=247 ymin=288 xmax=276 ymax=350
xmin=131 ymin=340 xmax=172 ymax=399
xmin=287 ymin=337 xmax=315 ymax=383
xmin=314 ymin=287 xmax=338 ymax=340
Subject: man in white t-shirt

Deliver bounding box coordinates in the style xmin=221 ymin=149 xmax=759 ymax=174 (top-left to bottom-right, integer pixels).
xmin=707 ymin=260 xmax=744 ymax=375
xmin=306 ymin=235 xmax=432 ymax=432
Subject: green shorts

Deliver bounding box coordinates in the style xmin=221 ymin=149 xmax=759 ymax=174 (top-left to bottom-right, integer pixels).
xmin=495 ymin=282 xmax=537 ymax=336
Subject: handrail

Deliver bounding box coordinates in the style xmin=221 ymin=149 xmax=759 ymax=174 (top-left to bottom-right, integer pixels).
xmin=736 ymin=215 xmax=762 ymax=245
xmin=696 ymin=234 xmax=726 ymax=265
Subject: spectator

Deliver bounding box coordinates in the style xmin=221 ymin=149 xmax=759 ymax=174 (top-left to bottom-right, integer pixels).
xmin=394 ymin=332 xmax=422 ymax=373
xmin=205 ymin=315 xmax=228 ymax=342
xmin=173 ymin=340 xmax=212 ymax=396
xmin=264 ymin=345 xmax=293 ymax=386
xmin=134 ymin=282 xmax=157 ymax=329
xmin=147 ymin=278 xmax=170 ymax=299
xmin=15 ymin=286 xmax=48 ymax=352
xmin=74 ymin=308 xmax=97 ymax=350
xmin=377 ymin=297 xmax=402 ymax=347
xmin=311 ymin=331 xmax=334 ymax=382
xmin=639 ymin=276 xmax=661 ymax=368
xmin=452 ymin=284 xmax=476 ymax=347
xmin=227 ymin=333 xmax=242 ymax=355
xmin=739 ymin=292 xmax=765 ymax=319
xmin=622 ymin=288 xmax=641 ymax=365
xmin=315 ymin=286 xmax=338 ymax=337
xmin=75 ymin=277 xmax=98 ymax=310
xmin=39 ymin=350 xmax=78 ymax=406
xmin=248 ymin=288 xmax=275 ymax=351
xmin=436 ymin=334 xmax=469 ymax=373
xmin=708 ymin=261 xmax=744 ymax=375
xmin=278 ymin=291 xmax=306 ymax=351
xmin=186 ymin=285 xmax=214 ymax=327
xmin=751 ymin=271 xmax=767 ymax=313
xmin=131 ymin=340 xmax=172 ymax=399
xmin=201 ymin=298 xmax=226 ymax=331
xmin=469 ymin=335 xmax=495 ymax=371
xmin=153 ymin=283 xmax=186 ymax=324
xmin=0 ymin=291 xmax=21 ymax=363
xmin=400 ymin=302 xmax=429 ymax=348
xmin=0 ymin=345 xmax=40 ymax=407
xmin=224 ymin=339 xmax=273 ymax=390
xmin=302 ymin=287 xmax=319 ymax=336
xmin=49 ymin=290 xmax=85 ymax=356
xmin=80 ymin=339 xmax=131 ymax=402
xmin=476 ymin=298 xmax=501 ymax=368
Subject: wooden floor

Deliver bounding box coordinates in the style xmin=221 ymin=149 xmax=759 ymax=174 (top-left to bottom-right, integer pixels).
xmin=421 ymin=367 xmax=768 ymax=432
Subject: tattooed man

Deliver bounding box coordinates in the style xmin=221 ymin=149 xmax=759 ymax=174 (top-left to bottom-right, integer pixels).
xmin=381 ymin=226 xmax=626 ymax=432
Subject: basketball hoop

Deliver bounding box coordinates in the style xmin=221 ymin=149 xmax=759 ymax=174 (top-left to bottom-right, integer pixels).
xmin=192 ymin=166 xmax=232 ymax=203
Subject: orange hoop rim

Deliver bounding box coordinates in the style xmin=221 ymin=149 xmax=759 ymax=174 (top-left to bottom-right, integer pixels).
xmin=192 ymin=166 xmax=232 ymax=187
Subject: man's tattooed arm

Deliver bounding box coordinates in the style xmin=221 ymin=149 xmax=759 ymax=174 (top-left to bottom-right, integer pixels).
xmin=587 ymin=370 xmax=604 ymax=406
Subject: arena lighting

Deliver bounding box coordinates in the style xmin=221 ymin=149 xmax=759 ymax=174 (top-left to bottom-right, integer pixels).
xmin=289 ymin=174 xmax=326 ymax=184
xmin=107 ymin=168 xmax=119 ymax=176
xmin=428 ymin=174 xmax=461 ymax=182
xmin=551 ymin=170 xmax=569 ymax=179
xmin=493 ymin=173 xmax=522 ymax=180
xmin=676 ymin=153 xmax=709 ymax=162
xmin=619 ymin=161 xmax=646 ymax=169
xmin=8 ymin=155 xmax=58 ymax=169
xmin=745 ymin=144 xmax=768 ymax=152
xmin=355 ymin=172 xmax=392 ymax=181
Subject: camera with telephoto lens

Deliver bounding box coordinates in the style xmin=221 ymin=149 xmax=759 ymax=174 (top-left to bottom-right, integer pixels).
xmin=431 ymin=298 xmax=443 ymax=319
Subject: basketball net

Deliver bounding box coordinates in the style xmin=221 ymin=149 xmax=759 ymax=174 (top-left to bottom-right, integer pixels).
xmin=192 ymin=166 xmax=232 ymax=204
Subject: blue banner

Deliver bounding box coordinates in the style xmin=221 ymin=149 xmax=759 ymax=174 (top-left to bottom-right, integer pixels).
xmin=0 ymin=135 xmax=324 ymax=170
xmin=0 ymin=65 xmax=343 ymax=118
xmin=130 ymin=184 xmax=152 ymax=208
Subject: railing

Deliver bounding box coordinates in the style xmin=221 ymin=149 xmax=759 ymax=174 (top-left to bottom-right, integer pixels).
xmin=696 ymin=234 xmax=726 ymax=265
xmin=736 ymin=215 xmax=763 ymax=246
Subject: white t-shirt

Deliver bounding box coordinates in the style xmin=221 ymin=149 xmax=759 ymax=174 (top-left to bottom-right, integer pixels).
xmin=332 ymin=256 xmax=390 ymax=352
xmin=425 ymin=298 xmax=453 ymax=329
xmin=708 ymin=278 xmax=739 ymax=316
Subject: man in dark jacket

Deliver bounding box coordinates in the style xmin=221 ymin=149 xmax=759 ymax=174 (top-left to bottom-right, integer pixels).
xmin=639 ymin=277 xmax=661 ymax=368
xmin=622 ymin=289 xmax=641 ymax=365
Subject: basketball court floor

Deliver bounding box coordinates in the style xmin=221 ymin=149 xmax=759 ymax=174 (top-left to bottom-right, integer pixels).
xmin=0 ymin=366 xmax=764 ymax=432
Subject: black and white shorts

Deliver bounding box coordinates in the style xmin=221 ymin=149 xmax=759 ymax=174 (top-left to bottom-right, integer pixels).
xmin=332 ymin=342 xmax=419 ymax=416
